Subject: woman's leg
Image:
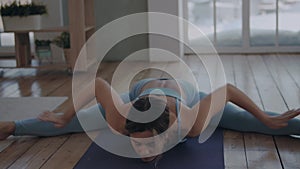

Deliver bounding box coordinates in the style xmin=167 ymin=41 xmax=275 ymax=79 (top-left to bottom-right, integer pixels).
xmin=13 ymin=104 xmax=106 ymax=136
xmin=219 ymin=104 xmax=300 ymax=135
xmin=12 ymin=92 xmax=133 ymax=137
xmin=14 ymin=117 xmax=83 ymax=137
xmin=195 ymin=92 xmax=300 ymax=136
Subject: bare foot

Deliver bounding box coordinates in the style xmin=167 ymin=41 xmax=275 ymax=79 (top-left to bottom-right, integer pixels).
xmin=264 ymin=108 xmax=300 ymax=129
xmin=38 ymin=111 xmax=68 ymax=128
xmin=0 ymin=122 xmax=15 ymax=141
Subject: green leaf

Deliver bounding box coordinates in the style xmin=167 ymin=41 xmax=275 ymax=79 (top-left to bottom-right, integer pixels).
xmin=0 ymin=1 xmax=47 ymax=17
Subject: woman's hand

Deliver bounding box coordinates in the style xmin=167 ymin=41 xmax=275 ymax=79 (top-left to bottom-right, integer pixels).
xmin=263 ymin=109 xmax=300 ymax=129
xmin=38 ymin=111 xmax=69 ymax=128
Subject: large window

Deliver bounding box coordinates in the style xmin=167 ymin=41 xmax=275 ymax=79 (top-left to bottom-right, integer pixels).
xmin=187 ymin=0 xmax=300 ymax=53
xmin=189 ymin=0 xmax=242 ymax=47
xmin=250 ymin=0 xmax=276 ymax=46
xmin=278 ymin=0 xmax=300 ymax=46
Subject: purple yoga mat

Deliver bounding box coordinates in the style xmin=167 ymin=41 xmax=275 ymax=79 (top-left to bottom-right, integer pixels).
xmin=74 ymin=128 xmax=224 ymax=169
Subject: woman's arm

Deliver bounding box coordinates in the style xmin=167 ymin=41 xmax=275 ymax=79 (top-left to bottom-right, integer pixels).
xmin=94 ymin=78 xmax=129 ymax=133
xmin=184 ymin=84 xmax=300 ymax=137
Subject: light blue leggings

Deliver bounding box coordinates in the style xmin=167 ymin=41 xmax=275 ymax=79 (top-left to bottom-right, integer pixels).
xmin=14 ymin=92 xmax=300 ymax=137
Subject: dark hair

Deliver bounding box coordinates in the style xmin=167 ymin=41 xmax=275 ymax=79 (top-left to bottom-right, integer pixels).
xmin=125 ymin=96 xmax=170 ymax=135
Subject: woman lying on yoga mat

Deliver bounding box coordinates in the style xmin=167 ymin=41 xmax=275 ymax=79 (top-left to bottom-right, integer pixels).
xmin=0 ymin=77 xmax=300 ymax=162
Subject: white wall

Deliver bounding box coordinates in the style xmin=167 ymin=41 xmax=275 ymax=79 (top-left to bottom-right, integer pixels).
xmin=147 ymin=0 xmax=184 ymax=61
xmin=94 ymin=0 xmax=149 ymax=61
xmin=33 ymin=0 xmax=64 ymax=28
xmin=33 ymin=0 xmax=65 ymax=40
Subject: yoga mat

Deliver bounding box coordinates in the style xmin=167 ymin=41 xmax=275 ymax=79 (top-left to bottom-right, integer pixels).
xmin=0 ymin=97 xmax=68 ymax=152
xmin=0 ymin=97 xmax=67 ymax=121
xmin=74 ymin=128 xmax=224 ymax=169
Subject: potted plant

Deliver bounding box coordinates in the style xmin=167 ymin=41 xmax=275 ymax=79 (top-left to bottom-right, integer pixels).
xmin=52 ymin=32 xmax=71 ymax=65
xmin=35 ymin=39 xmax=52 ymax=64
xmin=0 ymin=1 xmax=47 ymax=31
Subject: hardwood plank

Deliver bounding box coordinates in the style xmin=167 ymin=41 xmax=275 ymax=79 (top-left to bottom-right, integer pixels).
xmin=221 ymin=55 xmax=247 ymax=169
xmin=14 ymin=71 xmax=69 ymax=97
xmin=277 ymin=54 xmax=300 ymax=89
xmin=220 ymin=55 xmax=247 ymax=169
xmin=0 ymin=69 xmax=37 ymax=81
xmin=0 ymin=137 xmax=20 ymax=153
xmin=0 ymin=69 xmax=19 ymax=79
xmin=262 ymin=54 xmax=300 ymax=169
xmin=7 ymin=136 xmax=68 ymax=169
xmin=233 ymin=56 xmax=263 ymax=106
xmin=0 ymin=71 xmax=73 ymax=168
xmin=40 ymin=133 xmax=91 ymax=169
xmin=0 ymin=69 xmax=49 ymax=96
xmin=0 ymin=70 xmax=54 ymax=97
xmin=232 ymin=55 xmax=267 ymax=169
xmin=28 ymin=75 xmax=79 ymax=169
xmin=7 ymin=75 xmax=76 ymax=169
xmin=246 ymin=55 xmax=283 ymax=169
xmin=233 ymin=55 xmax=282 ymax=169
xmin=185 ymin=55 xmax=211 ymax=93
xmin=0 ymin=70 xmax=54 ymax=157
xmin=274 ymin=136 xmax=300 ymax=169
xmin=243 ymin=134 xmax=281 ymax=169
xmin=248 ymin=55 xmax=286 ymax=112
xmin=262 ymin=55 xmax=300 ymax=115
xmin=220 ymin=55 xmax=235 ymax=84
xmin=223 ymin=130 xmax=247 ymax=169
xmin=0 ymin=137 xmax=39 ymax=169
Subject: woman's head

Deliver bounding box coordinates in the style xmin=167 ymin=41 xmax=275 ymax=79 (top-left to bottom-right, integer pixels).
xmin=125 ymin=96 xmax=170 ymax=162
xmin=125 ymin=96 xmax=170 ymax=134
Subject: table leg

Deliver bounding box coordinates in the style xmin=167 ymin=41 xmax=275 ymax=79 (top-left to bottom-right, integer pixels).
xmin=14 ymin=32 xmax=31 ymax=67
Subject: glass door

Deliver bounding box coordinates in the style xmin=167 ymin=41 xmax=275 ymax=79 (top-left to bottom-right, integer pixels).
xmin=186 ymin=0 xmax=300 ymax=53
xmin=250 ymin=0 xmax=276 ymax=46
xmin=188 ymin=0 xmax=242 ymax=47
xmin=278 ymin=0 xmax=300 ymax=46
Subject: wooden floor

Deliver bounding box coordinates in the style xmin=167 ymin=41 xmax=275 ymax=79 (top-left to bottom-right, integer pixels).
xmin=0 ymin=54 xmax=299 ymax=169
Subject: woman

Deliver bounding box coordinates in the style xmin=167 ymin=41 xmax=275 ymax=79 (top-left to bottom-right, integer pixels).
xmin=0 ymin=77 xmax=300 ymax=162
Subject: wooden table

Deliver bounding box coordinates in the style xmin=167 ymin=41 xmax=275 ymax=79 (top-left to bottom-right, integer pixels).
xmin=6 ymin=27 xmax=68 ymax=67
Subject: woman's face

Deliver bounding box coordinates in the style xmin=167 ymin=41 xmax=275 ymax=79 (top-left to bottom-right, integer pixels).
xmin=130 ymin=130 xmax=165 ymax=162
